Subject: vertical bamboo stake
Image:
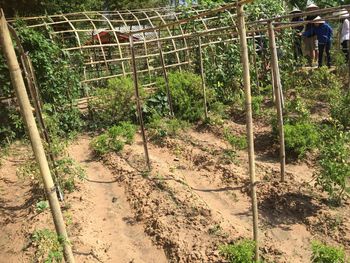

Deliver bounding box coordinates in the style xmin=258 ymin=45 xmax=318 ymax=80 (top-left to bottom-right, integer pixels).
xmin=157 ymin=29 xmax=174 ymax=117
xmin=198 ymin=37 xmax=208 ymax=119
xmin=252 ymin=32 xmax=260 ymax=93
xmin=237 ymin=4 xmax=259 ymax=261
xmin=268 ymin=22 xmax=286 ymax=182
xmin=129 ymin=34 xmax=151 ymax=170
xmin=0 ymin=10 xmax=75 ymax=263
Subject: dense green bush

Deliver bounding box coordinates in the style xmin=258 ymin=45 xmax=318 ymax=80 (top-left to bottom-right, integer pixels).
xmin=89 ymin=77 xmax=138 ymax=128
xmin=0 ymin=22 xmax=83 ymax=143
xmin=284 ymin=122 xmax=319 ymax=159
xmin=156 ymin=71 xmax=212 ymax=122
xmin=146 ymin=115 xmax=188 ymax=144
xmin=220 ymin=239 xmax=258 ymax=263
xmin=90 ymin=122 xmax=137 ymax=156
xmin=330 ymin=90 xmax=350 ymax=129
xmin=317 ymin=128 xmax=350 ymax=203
xmin=311 ymin=241 xmax=346 ymax=263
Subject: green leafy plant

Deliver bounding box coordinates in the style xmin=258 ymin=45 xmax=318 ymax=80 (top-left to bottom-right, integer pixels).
xmin=31 ymin=229 xmax=64 ymax=263
xmin=220 ymin=239 xmax=258 ymax=263
xmin=89 ymin=77 xmax=139 ymax=128
xmin=224 ymin=128 xmax=247 ymax=150
xmin=90 ymin=121 xmax=137 ymax=156
xmin=316 ymin=128 xmax=350 ymax=204
xmin=36 ymin=200 xmax=49 ymax=213
xmin=146 ymin=115 xmax=188 ymax=144
xmin=54 ymin=157 xmax=86 ymax=193
xmin=156 ymin=71 xmax=213 ymax=122
xmin=311 ymin=241 xmax=346 ymax=263
xmin=284 ymin=122 xmax=319 ymax=159
xmin=330 ymin=89 xmax=350 ymax=129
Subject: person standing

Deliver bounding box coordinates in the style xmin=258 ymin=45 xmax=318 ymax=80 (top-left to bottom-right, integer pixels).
xmin=303 ymin=16 xmax=333 ymax=68
xmin=290 ymin=7 xmax=304 ymax=64
xmin=304 ymin=3 xmax=319 ymax=66
xmin=340 ymin=12 xmax=350 ymax=62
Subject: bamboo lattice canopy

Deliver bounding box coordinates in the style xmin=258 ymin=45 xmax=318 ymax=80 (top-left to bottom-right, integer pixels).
xmin=8 ymin=4 xmax=245 ymax=84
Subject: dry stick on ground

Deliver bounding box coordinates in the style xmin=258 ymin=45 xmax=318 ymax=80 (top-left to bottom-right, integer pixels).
xmin=198 ymin=36 xmax=208 ymax=119
xmin=129 ymin=34 xmax=151 ymax=171
xmin=268 ymin=22 xmax=286 ymax=182
xmin=237 ymin=3 xmax=259 ymax=261
xmin=0 ymin=9 xmax=75 ymax=263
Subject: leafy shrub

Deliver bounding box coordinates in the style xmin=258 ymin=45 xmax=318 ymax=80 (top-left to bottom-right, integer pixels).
xmin=90 ymin=121 xmax=136 ymax=155
xmin=156 ymin=71 xmax=213 ymax=122
xmin=32 ymin=229 xmax=64 ymax=263
xmin=224 ymin=128 xmax=247 ymax=150
xmin=54 ymin=157 xmax=86 ymax=193
xmin=316 ymin=128 xmax=350 ymax=203
xmin=89 ymin=77 xmax=138 ymax=128
xmin=146 ymin=115 xmax=188 ymax=144
xmin=330 ymin=90 xmax=350 ymax=129
xmin=220 ymin=239 xmax=258 ymax=263
xmin=143 ymin=92 xmax=170 ymax=121
xmin=284 ymin=122 xmax=319 ymax=159
xmin=311 ymin=241 xmax=346 ymax=263
xmin=17 ymin=156 xmax=85 ymax=193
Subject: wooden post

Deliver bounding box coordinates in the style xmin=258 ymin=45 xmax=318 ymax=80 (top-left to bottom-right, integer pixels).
xmin=129 ymin=34 xmax=151 ymax=170
xmin=157 ymin=29 xmax=174 ymax=117
xmin=198 ymin=37 xmax=208 ymax=119
xmin=252 ymin=32 xmax=260 ymax=93
xmin=0 ymin=10 xmax=75 ymax=263
xmin=237 ymin=4 xmax=259 ymax=261
xmin=268 ymin=22 xmax=286 ymax=182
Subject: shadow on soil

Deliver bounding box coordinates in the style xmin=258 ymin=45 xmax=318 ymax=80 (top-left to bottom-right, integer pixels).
xmin=259 ymin=191 xmax=321 ymax=226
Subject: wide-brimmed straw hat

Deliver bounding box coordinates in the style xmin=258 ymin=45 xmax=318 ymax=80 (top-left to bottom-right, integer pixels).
xmin=290 ymin=7 xmax=302 ymax=14
xmin=313 ymin=16 xmax=325 ymax=24
xmin=306 ymin=3 xmax=319 ymax=10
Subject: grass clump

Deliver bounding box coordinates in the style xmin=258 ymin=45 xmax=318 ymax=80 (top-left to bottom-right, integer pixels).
xmin=220 ymin=239 xmax=259 ymax=263
xmin=311 ymin=241 xmax=346 ymax=263
xmin=32 ymin=229 xmax=64 ymax=263
xmin=90 ymin=121 xmax=136 ymax=156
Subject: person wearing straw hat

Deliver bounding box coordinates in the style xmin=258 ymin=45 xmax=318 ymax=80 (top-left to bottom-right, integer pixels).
xmin=303 ymin=16 xmax=333 ymax=67
xmin=291 ymin=7 xmax=304 ymax=63
xmin=304 ymin=2 xmax=320 ymax=66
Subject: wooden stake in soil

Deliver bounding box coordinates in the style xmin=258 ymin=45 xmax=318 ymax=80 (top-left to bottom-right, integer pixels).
xmin=129 ymin=34 xmax=151 ymax=170
xmin=252 ymin=32 xmax=260 ymax=93
xmin=237 ymin=4 xmax=259 ymax=261
xmin=198 ymin=37 xmax=208 ymax=119
xmin=268 ymin=22 xmax=286 ymax=182
xmin=0 ymin=10 xmax=75 ymax=263
xmin=157 ymin=29 xmax=174 ymax=117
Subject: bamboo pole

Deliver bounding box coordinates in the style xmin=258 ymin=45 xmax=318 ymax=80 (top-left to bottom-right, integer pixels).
xmin=157 ymin=29 xmax=174 ymax=117
xmin=237 ymin=4 xmax=259 ymax=261
xmin=198 ymin=37 xmax=208 ymax=119
xmin=0 ymin=10 xmax=75 ymax=263
xmin=252 ymin=32 xmax=260 ymax=93
xmin=129 ymin=34 xmax=151 ymax=170
xmin=268 ymin=22 xmax=286 ymax=182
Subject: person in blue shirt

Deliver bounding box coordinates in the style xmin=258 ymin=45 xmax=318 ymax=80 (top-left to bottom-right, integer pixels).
xmin=303 ymin=16 xmax=333 ymax=67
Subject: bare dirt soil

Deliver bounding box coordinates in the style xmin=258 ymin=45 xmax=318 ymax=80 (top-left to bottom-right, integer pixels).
xmin=1 ymin=120 xmax=349 ymax=262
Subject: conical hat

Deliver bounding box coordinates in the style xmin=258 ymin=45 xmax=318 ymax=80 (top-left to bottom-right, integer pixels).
xmin=290 ymin=7 xmax=302 ymax=14
xmin=313 ymin=16 xmax=324 ymax=24
xmin=306 ymin=3 xmax=319 ymax=10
